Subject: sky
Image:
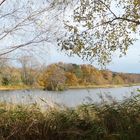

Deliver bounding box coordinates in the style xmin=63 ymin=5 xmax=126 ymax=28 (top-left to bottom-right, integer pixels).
xmin=45 ymin=40 xmax=140 ymax=74
xmin=107 ymin=43 xmax=140 ymax=73
xmin=40 ymin=1 xmax=140 ymax=74
xmin=1 ymin=0 xmax=140 ymax=74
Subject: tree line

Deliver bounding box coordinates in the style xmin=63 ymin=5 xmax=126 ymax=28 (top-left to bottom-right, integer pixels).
xmin=1 ymin=60 xmax=140 ymax=90
xmin=38 ymin=62 xmax=140 ymax=90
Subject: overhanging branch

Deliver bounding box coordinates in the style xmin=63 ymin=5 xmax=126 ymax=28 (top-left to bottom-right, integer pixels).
xmin=0 ymin=0 xmax=6 ymax=6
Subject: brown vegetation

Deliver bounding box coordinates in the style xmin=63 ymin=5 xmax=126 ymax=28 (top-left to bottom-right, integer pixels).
xmin=38 ymin=63 xmax=140 ymax=90
xmin=0 ymin=61 xmax=140 ymax=91
xmin=0 ymin=95 xmax=140 ymax=140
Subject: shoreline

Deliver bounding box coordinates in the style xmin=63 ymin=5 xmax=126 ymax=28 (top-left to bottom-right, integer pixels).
xmin=68 ymin=83 xmax=140 ymax=89
xmin=0 ymin=85 xmax=33 ymax=91
xmin=0 ymin=83 xmax=140 ymax=91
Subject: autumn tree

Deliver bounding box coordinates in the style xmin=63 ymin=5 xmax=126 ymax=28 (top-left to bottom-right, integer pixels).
xmin=0 ymin=57 xmax=11 ymax=85
xmin=58 ymin=0 xmax=140 ymax=65
xmin=81 ymin=65 xmax=94 ymax=84
xmin=38 ymin=62 xmax=140 ymax=89
xmin=1 ymin=0 xmax=139 ymax=66
xmin=0 ymin=57 xmax=21 ymax=85
xmin=65 ymin=72 xmax=78 ymax=86
xmin=18 ymin=55 xmax=39 ymax=85
xmin=38 ymin=64 xmax=66 ymax=91
xmin=101 ymin=70 xmax=113 ymax=84
xmin=112 ymin=74 xmax=124 ymax=84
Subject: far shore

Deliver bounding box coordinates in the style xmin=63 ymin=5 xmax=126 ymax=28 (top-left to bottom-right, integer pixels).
xmin=0 ymin=83 xmax=140 ymax=91
xmin=68 ymin=83 xmax=140 ymax=89
xmin=0 ymin=85 xmax=34 ymax=91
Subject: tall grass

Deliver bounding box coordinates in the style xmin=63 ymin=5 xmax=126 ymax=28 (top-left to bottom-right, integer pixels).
xmin=0 ymin=95 xmax=140 ymax=140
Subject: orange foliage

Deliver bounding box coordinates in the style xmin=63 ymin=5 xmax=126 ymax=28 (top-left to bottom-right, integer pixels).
xmin=65 ymin=72 xmax=78 ymax=86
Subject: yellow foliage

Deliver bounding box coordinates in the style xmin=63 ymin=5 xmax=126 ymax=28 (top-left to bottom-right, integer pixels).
xmin=65 ymin=72 xmax=78 ymax=86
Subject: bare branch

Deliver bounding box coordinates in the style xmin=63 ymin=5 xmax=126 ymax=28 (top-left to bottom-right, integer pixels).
xmin=0 ymin=0 xmax=6 ymax=6
xmin=0 ymin=30 xmax=49 ymax=56
xmin=0 ymin=0 xmax=65 ymax=57
xmin=98 ymin=0 xmax=117 ymax=18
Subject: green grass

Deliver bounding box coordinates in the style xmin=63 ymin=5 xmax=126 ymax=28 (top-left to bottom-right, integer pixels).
xmin=0 ymin=95 xmax=140 ymax=140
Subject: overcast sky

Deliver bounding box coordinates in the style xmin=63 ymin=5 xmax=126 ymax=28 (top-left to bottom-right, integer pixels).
xmin=45 ymin=40 xmax=140 ymax=74
xmin=1 ymin=0 xmax=139 ymax=73
xmin=42 ymin=1 xmax=140 ymax=74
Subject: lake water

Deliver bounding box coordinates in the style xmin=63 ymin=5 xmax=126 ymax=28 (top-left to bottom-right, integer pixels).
xmin=0 ymin=86 xmax=140 ymax=107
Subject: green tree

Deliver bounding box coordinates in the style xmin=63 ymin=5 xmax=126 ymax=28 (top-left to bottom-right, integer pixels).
xmin=73 ymin=64 xmax=83 ymax=79
xmin=1 ymin=75 xmax=11 ymax=86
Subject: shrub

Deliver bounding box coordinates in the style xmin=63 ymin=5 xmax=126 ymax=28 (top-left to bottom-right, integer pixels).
xmin=1 ymin=76 xmax=11 ymax=86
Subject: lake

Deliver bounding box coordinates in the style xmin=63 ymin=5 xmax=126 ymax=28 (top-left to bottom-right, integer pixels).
xmin=0 ymin=86 xmax=140 ymax=107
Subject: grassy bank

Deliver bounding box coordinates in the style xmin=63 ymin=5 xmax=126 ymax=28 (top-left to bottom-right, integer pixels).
xmin=68 ymin=83 xmax=140 ymax=89
xmin=0 ymin=83 xmax=140 ymax=91
xmin=0 ymin=85 xmax=39 ymax=91
xmin=0 ymin=95 xmax=140 ymax=140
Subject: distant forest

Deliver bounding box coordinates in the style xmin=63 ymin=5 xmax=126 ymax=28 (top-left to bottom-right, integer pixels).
xmin=0 ymin=61 xmax=140 ymax=91
xmin=38 ymin=63 xmax=140 ymax=90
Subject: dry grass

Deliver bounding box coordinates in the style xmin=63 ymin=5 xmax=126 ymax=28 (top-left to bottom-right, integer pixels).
xmin=68 ymin=83 xmax=140 ymax=89
xmin=0 ymin=95 xmax=139 ymax=140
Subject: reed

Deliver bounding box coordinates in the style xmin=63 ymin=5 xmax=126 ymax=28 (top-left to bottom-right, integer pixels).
xmin=0 ymin=95 xmax=139 ymax=140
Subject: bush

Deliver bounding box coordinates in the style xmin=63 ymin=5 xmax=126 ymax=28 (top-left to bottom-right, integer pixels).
xmin=1 ymin=76 xmax=11 ymax=86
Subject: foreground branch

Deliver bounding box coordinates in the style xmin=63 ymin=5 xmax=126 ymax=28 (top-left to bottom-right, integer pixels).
xmin=0 ymin=0 xmax=6 ymax=6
